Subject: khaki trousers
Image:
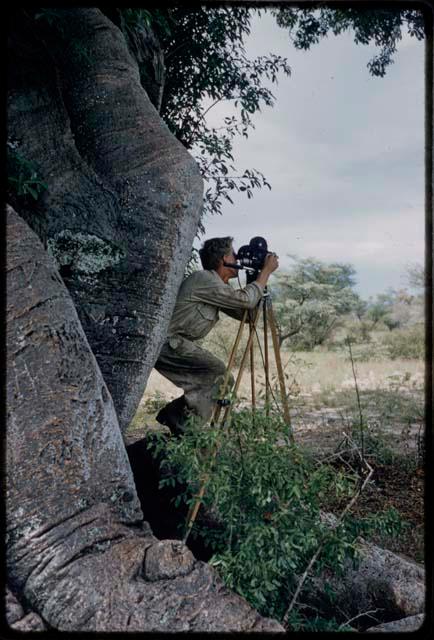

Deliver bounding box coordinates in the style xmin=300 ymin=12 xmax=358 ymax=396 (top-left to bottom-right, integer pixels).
xmin=155 ymin=335 xmax=234 ymax=429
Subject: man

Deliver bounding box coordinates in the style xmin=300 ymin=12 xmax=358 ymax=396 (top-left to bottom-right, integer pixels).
xmin=154 ymin=237 xmax=279 ymax=435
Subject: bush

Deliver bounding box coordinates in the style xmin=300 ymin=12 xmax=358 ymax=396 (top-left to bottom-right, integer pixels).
xmin=148 ymin=408 xmax=404 ymax=628
xmin=142 ymin=390 xmax=168 ymax=413
xmin=381 ymin=324 xmax=424 ymax=359
xmin=338 ymin=320 xmax=372 ymax=345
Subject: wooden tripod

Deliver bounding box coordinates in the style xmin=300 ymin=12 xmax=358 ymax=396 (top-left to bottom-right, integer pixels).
xmin=182 ymin=289 xmax=293 ymax=544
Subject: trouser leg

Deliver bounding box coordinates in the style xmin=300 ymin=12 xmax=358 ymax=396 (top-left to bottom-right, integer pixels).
xmin=155 ymin=338 xmax=234 ymax=434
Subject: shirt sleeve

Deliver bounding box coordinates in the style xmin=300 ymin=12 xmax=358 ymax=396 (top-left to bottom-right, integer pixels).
xmin=191 ymin=277 xmax=264 ymax=311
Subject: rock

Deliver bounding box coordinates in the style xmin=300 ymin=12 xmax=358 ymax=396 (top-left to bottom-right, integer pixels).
xmin=365 ymin=613 xmax=425 ymax=632
xmin=10 ymin=612 xmax=47 ymax=631
xmin=6 ymin=585 xmax=47 ymax=630
xmin=302 ymin=523 xmax=425 ymax=626
xmin=144 ymin=540 xmax=195 ymax=581
xmin=5 ymin=587 xmax=25 ymax=624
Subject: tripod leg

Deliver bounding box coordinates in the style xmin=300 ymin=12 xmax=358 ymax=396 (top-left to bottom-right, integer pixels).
xmin=183 ymin=304 xmax=262 ymax=544
xmin=221 ymin=303 xmax=262 ymax=425
xmin=263 ymin=300 xmax=270 ymax=417
xmin=211 ymin=308 xmax=248 ymax=427
xmin=249 ymin=321 xmax=256 ymax=413
xmin=266 ymin=301 xmax=294 ymax=442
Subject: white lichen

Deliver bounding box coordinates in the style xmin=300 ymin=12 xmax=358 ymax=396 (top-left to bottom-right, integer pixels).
xmin=47 ymin=230 xmax=124 ymax=274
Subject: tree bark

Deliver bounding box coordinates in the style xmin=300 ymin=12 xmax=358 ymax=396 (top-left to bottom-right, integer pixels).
xmin=6 ymin=205 xmax=284 ymax=632
xmin=300 ymin=515 xmax=425 ymax=628
xmin=7 ymin=8 xmax=203 ymax=433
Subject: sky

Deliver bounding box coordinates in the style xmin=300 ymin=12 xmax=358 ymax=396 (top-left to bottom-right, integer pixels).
xmin=196 ymin=9 xmax=425 ymax=299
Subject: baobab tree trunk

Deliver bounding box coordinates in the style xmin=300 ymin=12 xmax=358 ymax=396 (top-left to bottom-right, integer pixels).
xmin=6 ymin=205 xmax=283 ymax=632
xmin=7 ymin=8 xmax=202 ymax=433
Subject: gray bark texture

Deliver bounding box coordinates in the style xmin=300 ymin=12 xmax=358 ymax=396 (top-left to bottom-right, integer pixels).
xmin=6 ymin=586 xmax=47 ymax=633
xmin=6 ymin=205 xmax=284 ymax=632
xmin=365 ymin=613 xmax=425 ymax=633
xmin=7 ymin=8 xmax=203 ymax=434
xmin=301 ymin=524 xmax=425 ymax=627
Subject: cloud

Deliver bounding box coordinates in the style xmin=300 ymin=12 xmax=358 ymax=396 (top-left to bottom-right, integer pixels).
xmin=199 ymin=9 xmax=425 ymax=299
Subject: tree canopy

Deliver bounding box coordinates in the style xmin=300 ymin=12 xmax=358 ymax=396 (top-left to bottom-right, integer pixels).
xmin=272 ymin=256 xmax=361 ymax=349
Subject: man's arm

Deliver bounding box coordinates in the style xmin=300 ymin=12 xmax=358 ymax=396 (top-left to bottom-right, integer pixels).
xmin=220 ymin=253 xmax=279 ymax=320
xmin=194 ymin=253 xmax=279 ymax=318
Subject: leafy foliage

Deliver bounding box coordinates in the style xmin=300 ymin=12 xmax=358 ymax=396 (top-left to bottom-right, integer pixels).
xmin=7 ymin=141 xmax=48 ymax=201
xmin=381 ymin=324 xmax=425 ymax=360
xmin=272 ymin=256 xmax=361 ymax=350
xmin=117 ymin=6 xmax=425 ymax=260
xmin=147 ymin=408 xmax=404 ymax=627
xmin=124 ymin=6 xmax=291 ymax=233
xmin=273 ymin=6 xmax=425 ymax=77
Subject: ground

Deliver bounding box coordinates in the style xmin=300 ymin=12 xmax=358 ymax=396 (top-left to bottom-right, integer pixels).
xmin=127 ymin=318 xmax=425 ymax=565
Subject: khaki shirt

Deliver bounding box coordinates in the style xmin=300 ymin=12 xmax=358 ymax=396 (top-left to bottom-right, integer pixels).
xmin=166 ymin=269 xmax=263 ymax=342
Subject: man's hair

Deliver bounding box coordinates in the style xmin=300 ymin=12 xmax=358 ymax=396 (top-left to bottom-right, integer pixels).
xmin=199 ymin=236 xmax=234 ymax=270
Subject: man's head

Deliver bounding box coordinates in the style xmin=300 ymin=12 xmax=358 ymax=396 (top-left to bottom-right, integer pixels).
xmin=199 ymin=236 xmax=238 ymax=282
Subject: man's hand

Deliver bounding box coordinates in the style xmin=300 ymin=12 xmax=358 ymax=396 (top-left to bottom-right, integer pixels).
xmin=262 ymin=253 xmax=279 ymax=274
xmin=255 ymin=252 xmax=279 ymax=289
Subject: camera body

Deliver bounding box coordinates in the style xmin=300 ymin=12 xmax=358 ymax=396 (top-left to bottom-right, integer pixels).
xmin=237 ymin=236 xmax=268 ymax=271
xmin=235 ymin=237 xmax=269 ymax=284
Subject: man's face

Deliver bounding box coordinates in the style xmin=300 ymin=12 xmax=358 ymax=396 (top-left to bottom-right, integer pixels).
xmin=223 ymin=247 xmax=239 ymax=279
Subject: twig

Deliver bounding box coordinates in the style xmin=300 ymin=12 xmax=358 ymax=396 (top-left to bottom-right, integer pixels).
xmin=338 ymin=608 xmax=381 ymax=630
xmin=282 ymin=440 xmax=373 ymax=628
xmin=315 ymin=448 xmax=358 ymax=466
xmin=346 ymin=337 xmax=365 ymax=460
xmin=282 ymin=548 xmax=323 ymax=628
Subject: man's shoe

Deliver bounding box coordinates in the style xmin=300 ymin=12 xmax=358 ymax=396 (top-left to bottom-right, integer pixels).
xmin=156 ymin=395 xmax=188 ymax=437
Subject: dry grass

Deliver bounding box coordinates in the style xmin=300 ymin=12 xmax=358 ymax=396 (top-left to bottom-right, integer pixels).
xmin=129 ymin=314 xmax=424 ymax=437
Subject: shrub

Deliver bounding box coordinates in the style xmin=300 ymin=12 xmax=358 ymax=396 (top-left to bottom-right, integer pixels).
xmin=381 ymin=324 xmax=424 ymax=359
xmin=142 ymin=390 xmax=168 ymax=413
xmin=148 ymin=408 xmax=404 ymax=628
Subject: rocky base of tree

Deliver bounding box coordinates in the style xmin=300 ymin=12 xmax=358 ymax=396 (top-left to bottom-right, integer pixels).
xmin=300 ymin=514 xmax=425 ymax=629
xmin=6 ymin=588 xmax=47 ymax=631
xmin=6 ymin=535 xmax=284 ymax=633
xmin=365 ymin=613 xmax=425 ymax=632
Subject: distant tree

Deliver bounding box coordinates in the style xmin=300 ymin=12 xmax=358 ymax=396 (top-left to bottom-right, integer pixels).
xmin=364 ymin=287 xmax=418 ymax=332
xmin=365 ymin=296 xmax=392 ymax=330
xmin=353 ymin=297 xmax=368 ymax=321
xmin=272 ymin=256 xmax=361 ymax=350
xmin=405 ymin=262 xmax=425 ymax=292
